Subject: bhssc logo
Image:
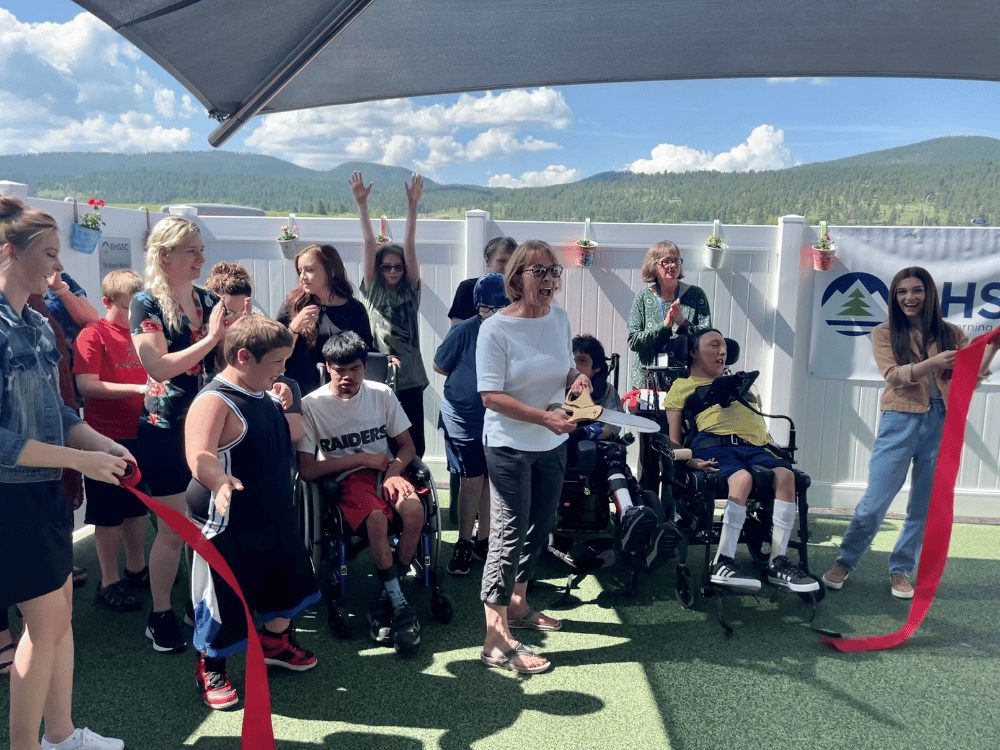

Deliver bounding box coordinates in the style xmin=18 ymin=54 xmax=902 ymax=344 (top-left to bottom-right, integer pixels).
xmin=821 ymin=272 xmax=889 ymax=337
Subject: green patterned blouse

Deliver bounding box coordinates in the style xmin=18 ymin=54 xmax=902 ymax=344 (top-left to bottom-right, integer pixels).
xmin=627 ymin=284 xmax=712 ymax=389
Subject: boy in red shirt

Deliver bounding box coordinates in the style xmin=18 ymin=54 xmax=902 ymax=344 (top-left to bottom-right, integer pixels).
xmin=73 ymin=270 xmax=150 ymax=612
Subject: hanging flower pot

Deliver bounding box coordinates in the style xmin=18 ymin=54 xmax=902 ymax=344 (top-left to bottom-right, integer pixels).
xmin=811 ymin=244 xmax=837 ymax=271
xmin=277 ymin=238 xmax=301 ymax=260
xmin=704 ymin=235 xmax=727 ymax=270
xmin=575 ymin=239 xmax=598 ymax=267
xmin=70 ymin=223 xmax=101 ymax=254
xmin=811 ymin=221 xmax=836 ymax=271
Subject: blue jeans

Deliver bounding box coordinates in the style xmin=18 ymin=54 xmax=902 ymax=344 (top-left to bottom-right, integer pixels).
xmin=837 ymin=399 xmax=945 ymax=576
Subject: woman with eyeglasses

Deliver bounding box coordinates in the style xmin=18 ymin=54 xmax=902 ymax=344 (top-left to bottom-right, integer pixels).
xmin=433 ymin=273 xmax=510 ymax=576
xmin=627 ymin=241 xmax=712 ymax=489
xmin=352 ymin=171 xmax=429 ymax=457
xmin=477 ymin=241 xmax=591 ymax=674
xmin=129 ymin=216 xmax=237 ymax=655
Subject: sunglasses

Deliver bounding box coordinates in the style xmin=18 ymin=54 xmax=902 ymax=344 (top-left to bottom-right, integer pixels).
xmin=477 ymin=304 xmax=507 ymax=315
xmin=520 ymin=264 xmax=564 ymax=279
xmin=658 ymin=258 xmax=683 ymax=267
xmin=380 ymin=264 xmax=405 ymax=273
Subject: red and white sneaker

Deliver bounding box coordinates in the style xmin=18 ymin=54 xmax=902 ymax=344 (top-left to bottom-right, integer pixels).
xmin=195 ymin=655 xmax=238 ymax=710
xmin=259 ymin=624 xmax=318 ymax=672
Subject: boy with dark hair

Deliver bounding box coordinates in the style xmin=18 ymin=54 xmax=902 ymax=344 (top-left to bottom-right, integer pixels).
xmin=73 ymin=270 xmax=150 ymax=612
xmin=184 ymin=315 xmax=320 ymax=710
xmin=665 ymin=329 xmax=818 ymax=593
xmin=297 ymin=330 xmax=423 ymax=652
xmin=571 ymin=334 xmax=663 ymax=563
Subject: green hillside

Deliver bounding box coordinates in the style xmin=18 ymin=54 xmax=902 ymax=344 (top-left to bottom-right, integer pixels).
xmin=1 ymin=136 xmax=998 ymax=225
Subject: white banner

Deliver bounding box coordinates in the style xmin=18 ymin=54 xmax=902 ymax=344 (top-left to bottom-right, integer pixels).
xmin=809 ymin=227 xmax=1000 ymax=380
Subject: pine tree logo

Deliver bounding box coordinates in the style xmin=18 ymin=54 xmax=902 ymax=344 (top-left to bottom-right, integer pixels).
xmin=821 ymin=272 xmax=889 ymax=337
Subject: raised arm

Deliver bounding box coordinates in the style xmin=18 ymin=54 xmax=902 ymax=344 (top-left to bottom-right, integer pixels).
xmin=403 ymin=173 xmax=422 ymax=286
xmin=350 ymin=170 xmax=377 ymax=285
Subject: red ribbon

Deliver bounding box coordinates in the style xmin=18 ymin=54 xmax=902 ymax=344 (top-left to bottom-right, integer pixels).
xmin=119 ymin=463 xmax=275 ymax=749
xmin=823 ymin=328 xmax=1000 ymax=652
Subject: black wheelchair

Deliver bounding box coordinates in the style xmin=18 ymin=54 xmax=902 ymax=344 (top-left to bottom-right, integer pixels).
xmin=296 ymin=354 xmax=454 ymax=643
xmin=547 ymin=353 xmax=682 ymax=598
xmin=653 ymin=338 xmax=825 ymax=634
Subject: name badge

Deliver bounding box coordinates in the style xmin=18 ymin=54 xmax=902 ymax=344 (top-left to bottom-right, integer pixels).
xmin=655 ymin=353 xmax=670 ymax=367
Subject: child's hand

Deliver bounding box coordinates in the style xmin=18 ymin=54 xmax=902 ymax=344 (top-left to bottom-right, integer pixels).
xmin=271 ymin=381 xmax=293 ymax=411
xmin=383 ymin=474 xmax=415 ymax=502
xmin=350 ymin=170 xmax=373 ymax=204
xmin=213 ymin=475 xmax=244 ymax=516
xmin=405 ymin=173 xmax=423 ymax=206
xmin=686 ymin=458 xmax=719 ymax=472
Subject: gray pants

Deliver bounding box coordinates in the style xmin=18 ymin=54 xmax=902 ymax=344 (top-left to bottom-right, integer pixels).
xmin=480 ymin=443 xmax=568 ymax=606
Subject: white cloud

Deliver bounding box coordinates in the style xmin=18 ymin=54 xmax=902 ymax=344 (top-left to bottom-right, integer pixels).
xmin=242 ymin=88 xmax=572 ymax=174
xmin=0 ymin=10 xmax=194 ymax=154
xmin=766 ymin=77 xmax=830 ymax=85
xmin=488 ymin=164 xmax=581 ymax=188
xmin=626 ymin=124 xmax=793 ymax=174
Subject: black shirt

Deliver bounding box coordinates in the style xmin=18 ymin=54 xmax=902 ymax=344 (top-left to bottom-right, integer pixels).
xmin=447 ymin=277 xmax=479 ymax=321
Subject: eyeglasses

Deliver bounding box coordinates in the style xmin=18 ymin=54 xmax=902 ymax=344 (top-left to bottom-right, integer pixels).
xmin=477 ymin=304 xmax=507 ymax=316
xmin=520 ymin=264 xmax=564 ymax=279
xmin=658 ymin=258 xmax=683 ymax=268
xmin=380 ymin=264 xmax=405 ymax=273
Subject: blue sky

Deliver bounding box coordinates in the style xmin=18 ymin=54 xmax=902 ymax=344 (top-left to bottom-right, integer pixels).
xmin=4 ymin=2 xmax=1000 ymax=187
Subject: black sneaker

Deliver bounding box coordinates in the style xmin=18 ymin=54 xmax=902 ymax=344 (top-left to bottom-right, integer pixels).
xmin=709 ymin=556 xmax=762 ymax=591
xmin=619 ymin=505 xmax=658 ymax=556
xmin=472 ymin=538 xmax=489 ymax=561
xmin=767 ymin=555 xmax=820 ymax=593
xmin=367 ymin=594 xmax=393 ymax=646
xmin=645 ymin=520 xmax=682 ymax=570
xmin=391 ymin=603 xmax=422 ymax=654
xmin=145 ymin=609 xmax=187 ymax=654
xmin=95 ymin=580 xmax=141 ymax=613
xmin=448 ymin=539 xmax=474 ymax=576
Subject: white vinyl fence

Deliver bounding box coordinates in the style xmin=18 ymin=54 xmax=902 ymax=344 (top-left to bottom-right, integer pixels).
xmin=5 ymin=180 xmax=998 ymax=518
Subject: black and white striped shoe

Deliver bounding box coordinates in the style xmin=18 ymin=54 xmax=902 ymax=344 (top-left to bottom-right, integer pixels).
xmin=710 ymin=555 xmax=762 ymax=591
xmin=768 ymin=555 xmax=820 ymax=593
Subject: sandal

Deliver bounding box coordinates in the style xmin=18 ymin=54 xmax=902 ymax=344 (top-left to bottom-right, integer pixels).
xmin=95 ymin=580 xmax=141 ymax=613
xmin=481 ymin=641 xmax=550 ymax=674
xmin=0 ymin=641 xmax=15 ymax=676
xmin=508 ymin=608 xmax=563 ymax=632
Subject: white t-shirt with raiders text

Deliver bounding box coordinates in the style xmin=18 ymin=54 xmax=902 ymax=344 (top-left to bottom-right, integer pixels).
xmin=298 ymin=380 xmax=411 ymax=479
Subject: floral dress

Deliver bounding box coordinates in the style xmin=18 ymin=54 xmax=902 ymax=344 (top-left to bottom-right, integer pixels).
xmin=627 ymin=284 xmax=712 ymax=389
xmin=129 ymin=287 xmax=218 ymax=430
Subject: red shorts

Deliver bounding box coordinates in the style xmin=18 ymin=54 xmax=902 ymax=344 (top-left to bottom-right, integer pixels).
xmin=338 ymin=469 xmax=394 ymax=533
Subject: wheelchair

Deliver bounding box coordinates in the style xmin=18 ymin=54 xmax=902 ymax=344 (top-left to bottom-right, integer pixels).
xmin=547 ymin=353 xmax=681 ymax=598
xmin=296 ymin=353 xmax=454 ymax=642
xmin=655 ymin=338 xmax=825 ymax=634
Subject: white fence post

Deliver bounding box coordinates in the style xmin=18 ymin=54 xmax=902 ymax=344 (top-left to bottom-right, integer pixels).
xmin=464 ymin=209 xmax=489 ymax=279
xmin=0 ymin=181 xmax=28 ymax=198
xmin=764 ymin=214 xmax=807 ymax=444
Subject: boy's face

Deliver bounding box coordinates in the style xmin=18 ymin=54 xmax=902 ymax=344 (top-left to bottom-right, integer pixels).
xmin=573 ymin=351 xmax=599 ymax=380
xmin=326 ymin=359 xmax=366 ymax=398
xmin=693 ymin=332 xmax=727 ymax=378
xmin=104 ymin=292 xmax=133 ymax=313
xmin=239 ymin=346 xmax=292 ymax=391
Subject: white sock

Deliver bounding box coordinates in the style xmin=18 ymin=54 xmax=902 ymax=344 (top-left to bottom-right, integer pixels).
xmin=609 ymin=472 xmax=634 ymax=513
xmin=770 ymin=499 xmax=797 ymax=560
xmin=714 ymin=500 xmax=747 ymax=563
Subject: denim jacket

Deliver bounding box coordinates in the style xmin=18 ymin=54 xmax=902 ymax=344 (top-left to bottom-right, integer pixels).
xmin=0 ymin=288 xmax=82 ymax=482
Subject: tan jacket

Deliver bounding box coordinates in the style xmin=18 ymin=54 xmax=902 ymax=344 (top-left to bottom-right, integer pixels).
xmin=872 ymin=321 xmax=967 ymax=413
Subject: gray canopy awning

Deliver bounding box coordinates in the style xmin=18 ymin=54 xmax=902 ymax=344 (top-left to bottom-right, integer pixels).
xmin=74 ymin=0 xmax=1000 ymax=147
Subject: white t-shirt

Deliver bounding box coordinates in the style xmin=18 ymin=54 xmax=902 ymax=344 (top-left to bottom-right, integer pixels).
xmin=476 ymin=305 xmax=574 ymax=451
xmin=298 ymin=380 xmax=411 ymax=479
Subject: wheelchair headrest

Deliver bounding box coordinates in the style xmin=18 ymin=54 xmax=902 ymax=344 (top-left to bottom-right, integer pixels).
xmin=365 ymin=353 xmax=389 ymax=384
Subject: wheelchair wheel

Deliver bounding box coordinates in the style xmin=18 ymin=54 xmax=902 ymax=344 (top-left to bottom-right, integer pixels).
xmin=431 ymin=591 xmax=455 ymax=624
xmin=675 ymin=565 xmax=699 ymax=609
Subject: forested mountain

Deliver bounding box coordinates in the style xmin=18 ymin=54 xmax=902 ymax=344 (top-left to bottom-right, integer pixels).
xmin=0 ymin=136 xmax=996 ymax=225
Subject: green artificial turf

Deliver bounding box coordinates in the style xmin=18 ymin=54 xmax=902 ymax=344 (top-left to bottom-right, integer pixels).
xmin=2 ymin=515 xmax=999 ymax=749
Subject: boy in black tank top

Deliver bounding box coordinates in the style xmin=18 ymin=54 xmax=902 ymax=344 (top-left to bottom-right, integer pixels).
xmin=184 ymin=316 xmax=320 ymax=710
